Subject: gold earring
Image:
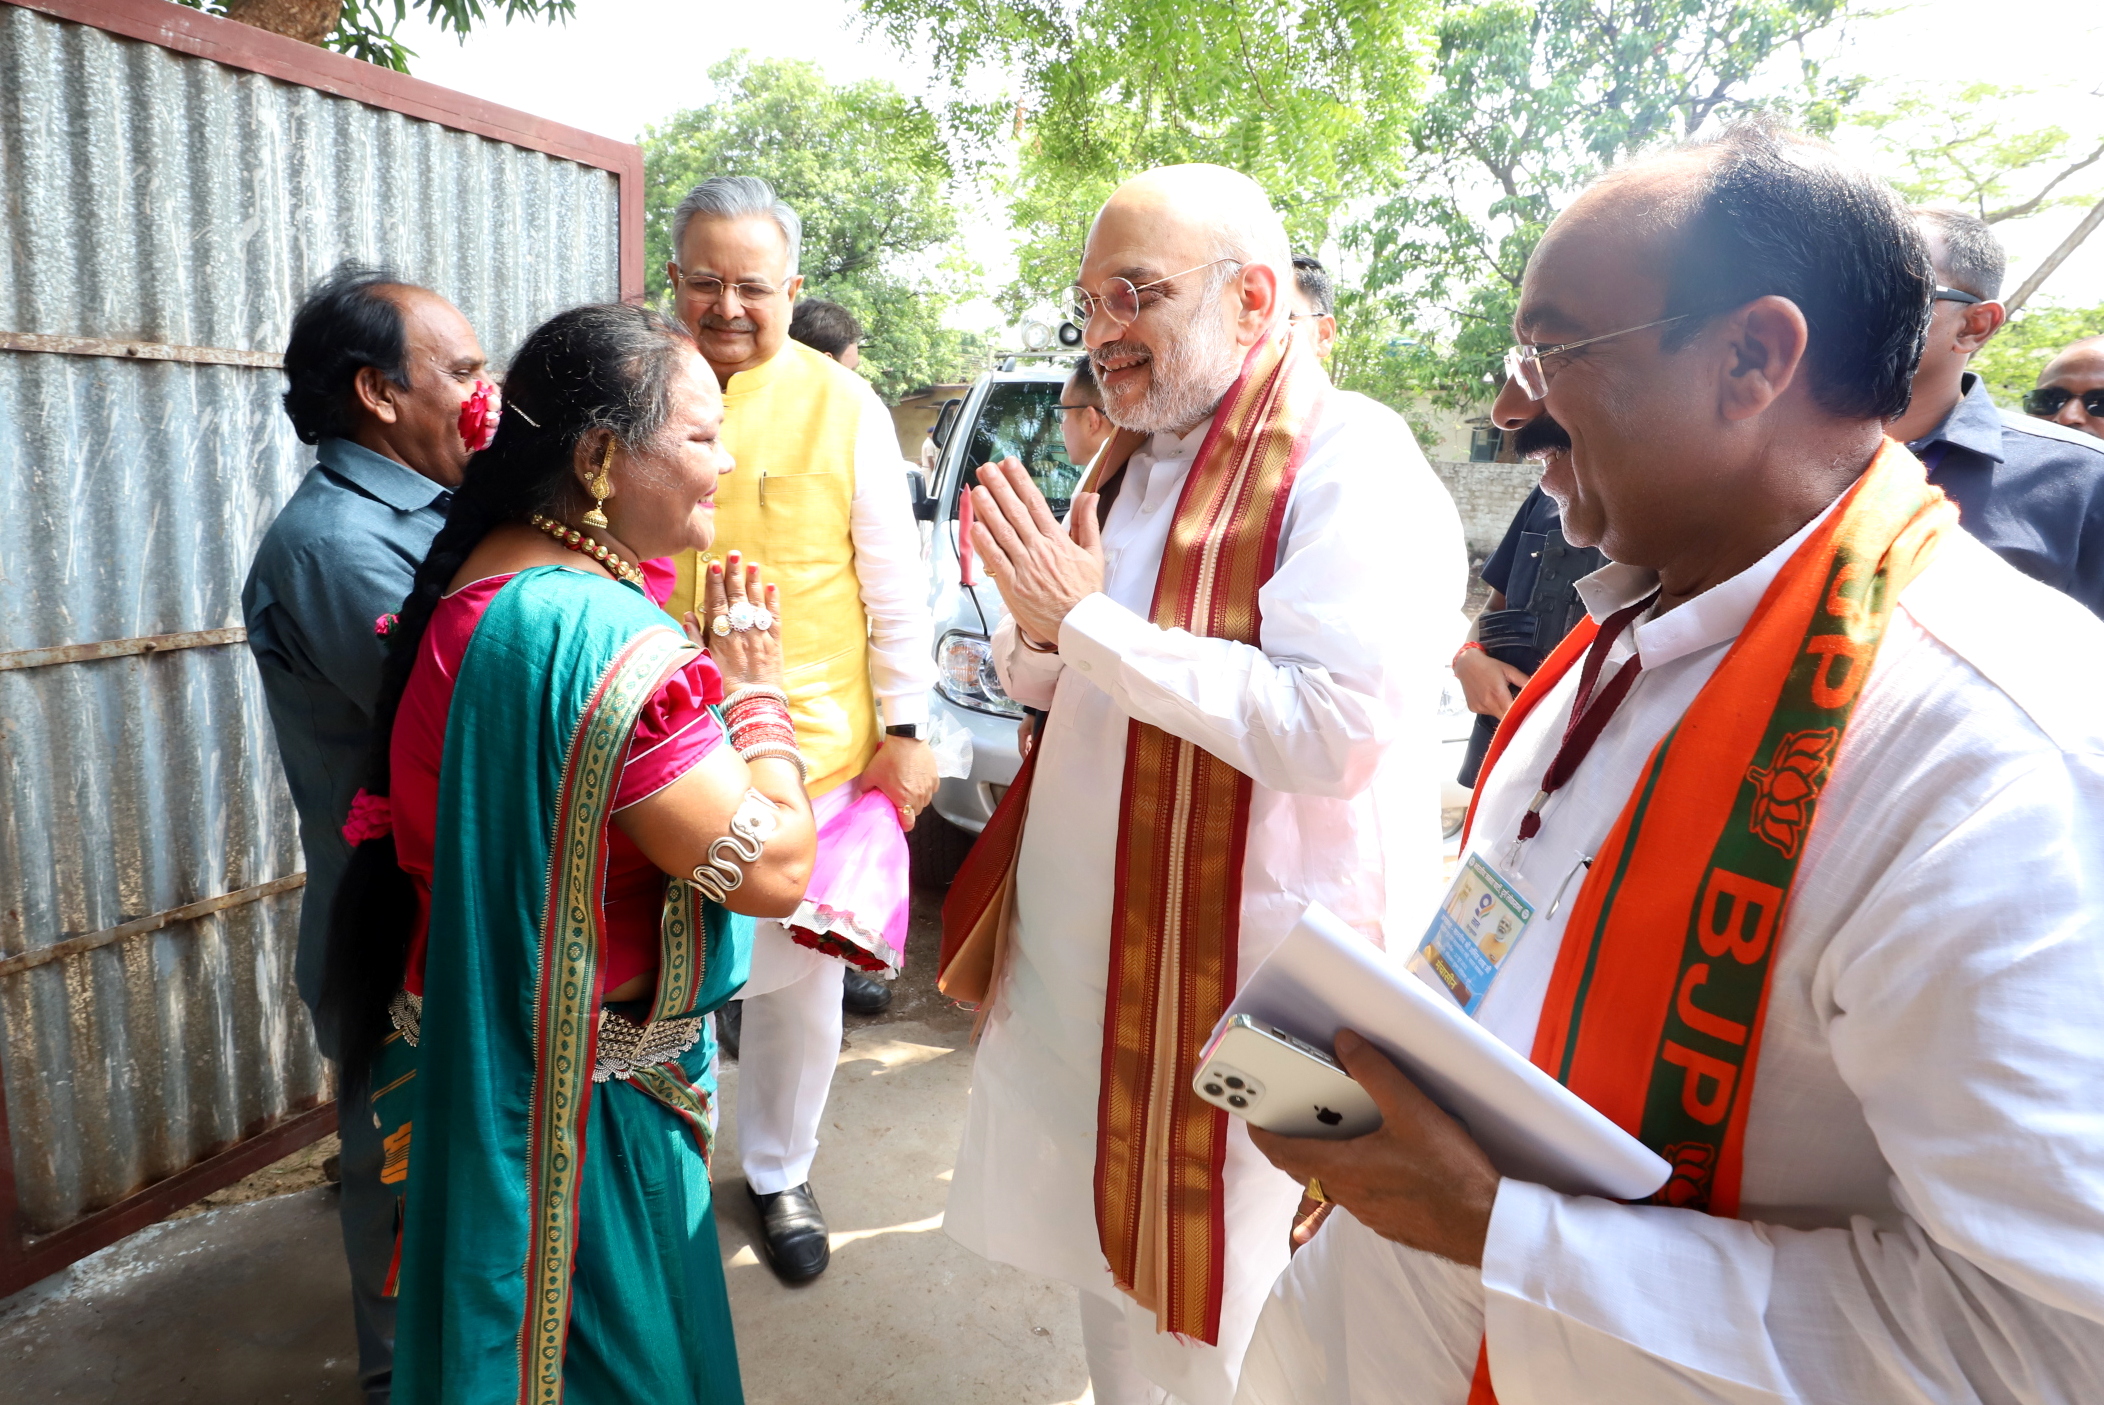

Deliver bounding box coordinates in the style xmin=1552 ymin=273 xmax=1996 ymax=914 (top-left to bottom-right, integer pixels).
xmin=583 ymin=439 xmax=614 ymax=528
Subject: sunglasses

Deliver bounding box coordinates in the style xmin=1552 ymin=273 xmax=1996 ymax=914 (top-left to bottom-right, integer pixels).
xmin=2023 ymin=386 xmax=2104 ymax=418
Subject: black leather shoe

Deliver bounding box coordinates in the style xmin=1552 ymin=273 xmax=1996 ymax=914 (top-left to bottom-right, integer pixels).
xmin=749 ymin=1182 xmax=830 ymax=1282
xmin=715 ymin=1001 xmax=741 ymax=1061
xmin=841 ymin=967 xmax=893 ymax=1016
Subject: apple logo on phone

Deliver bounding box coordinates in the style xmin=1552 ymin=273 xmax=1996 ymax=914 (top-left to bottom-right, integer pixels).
xmin=1315 ymin=1106 xmax=1342 ymax=1126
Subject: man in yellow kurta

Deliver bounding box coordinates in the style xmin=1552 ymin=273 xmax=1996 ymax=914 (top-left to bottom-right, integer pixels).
xmin=664 ymin=175 xmax=938 ymax=1282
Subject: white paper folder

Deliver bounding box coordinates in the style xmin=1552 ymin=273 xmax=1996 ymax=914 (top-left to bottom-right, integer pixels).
xmin=1219 ymin=902 xmax=1671 ymax=1202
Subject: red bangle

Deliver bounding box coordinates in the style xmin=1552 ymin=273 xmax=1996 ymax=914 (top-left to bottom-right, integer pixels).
xmin=1456 ymin=640 xmax=1484 ymax=657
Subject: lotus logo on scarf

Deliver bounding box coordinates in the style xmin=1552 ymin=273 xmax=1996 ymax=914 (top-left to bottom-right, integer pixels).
xmin=1744 ymin=727 xmax=1840 ymax=859
xmin=459 ymin=380 xmax=501 ymax=453
xmin=1652 ymin=1140 xmax=1718 ymax=1208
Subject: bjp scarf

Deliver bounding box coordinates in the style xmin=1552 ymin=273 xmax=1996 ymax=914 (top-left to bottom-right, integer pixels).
xmin=940 ymin=331 xmax=1326 ymax=1342
xmin=1460 ymin=440 xmax=1954 ymax=1402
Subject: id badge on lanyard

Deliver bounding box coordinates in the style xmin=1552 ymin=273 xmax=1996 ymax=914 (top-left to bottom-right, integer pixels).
xmin=1409 ymin=588 xmax=1657 ymax=1017
xmin=1408 ymin=852 xmax=1537 ymax=1016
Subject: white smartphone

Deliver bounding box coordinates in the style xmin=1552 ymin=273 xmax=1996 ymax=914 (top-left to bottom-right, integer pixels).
xmin=1192 ymin=1014 xmax=1382 ymax=1140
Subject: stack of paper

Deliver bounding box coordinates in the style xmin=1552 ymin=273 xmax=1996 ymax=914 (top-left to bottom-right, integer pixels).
xmin=1219 ymin=903 xmax=1670 ymax=1201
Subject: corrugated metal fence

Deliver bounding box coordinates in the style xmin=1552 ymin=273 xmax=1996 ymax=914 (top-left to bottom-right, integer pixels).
xmin=0 ymin=0 xmax=639 ymax=1291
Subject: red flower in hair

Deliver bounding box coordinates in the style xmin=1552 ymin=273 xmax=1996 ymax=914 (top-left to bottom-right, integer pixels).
xmin=458 ymin=380 xmax=501 ymax=453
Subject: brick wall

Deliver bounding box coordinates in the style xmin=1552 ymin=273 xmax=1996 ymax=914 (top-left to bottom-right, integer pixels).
xmin=1430 ymin=460 xmax=1540 ymax=564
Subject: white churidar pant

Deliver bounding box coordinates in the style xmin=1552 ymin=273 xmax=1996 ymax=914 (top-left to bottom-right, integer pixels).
xmin=734 ymin=920 xmax=845 ymax=1195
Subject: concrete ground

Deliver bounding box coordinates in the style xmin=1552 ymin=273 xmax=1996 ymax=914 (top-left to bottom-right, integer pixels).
xmin=0 ymin=882 xmax=1093 ymax=1404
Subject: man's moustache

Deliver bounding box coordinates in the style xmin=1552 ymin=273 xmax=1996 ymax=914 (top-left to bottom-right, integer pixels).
xmin=700 ymin=316 xmax=757 ymax=334
xmin=1513 ymin=414 xmax=1573 ymax=460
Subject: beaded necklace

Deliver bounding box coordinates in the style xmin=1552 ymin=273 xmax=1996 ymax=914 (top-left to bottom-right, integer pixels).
xmin=528 ymin=513 xmax=646 ymax=588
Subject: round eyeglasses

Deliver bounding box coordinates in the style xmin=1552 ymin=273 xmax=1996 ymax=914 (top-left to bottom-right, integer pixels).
xmin=1062 ymin=258 xmax=1243 ymax=330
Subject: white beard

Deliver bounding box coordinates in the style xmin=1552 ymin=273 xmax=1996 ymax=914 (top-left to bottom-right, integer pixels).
xmin=1097 ymin=295 xmax=1242 ymax=435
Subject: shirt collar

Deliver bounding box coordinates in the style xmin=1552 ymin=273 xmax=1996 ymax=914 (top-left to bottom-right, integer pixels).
xmin=1573 ymin=493 xmax=1841 ymax=671
xmin=1907 ymin=372 xmax=2005 ymax=464
xmin=316 ymin=437 xmax=452 ymax=513
xmin=1146 ymin=421 xmax=1210 ymax=460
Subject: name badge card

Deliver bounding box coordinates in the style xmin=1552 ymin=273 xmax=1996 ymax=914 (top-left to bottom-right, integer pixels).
xmin=1409 ymin=853 xmax=1536 ymax=1017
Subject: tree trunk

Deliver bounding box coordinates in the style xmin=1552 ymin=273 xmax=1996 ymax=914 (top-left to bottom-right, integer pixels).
xmin=221 ymin=0 xmax=341 ymax=47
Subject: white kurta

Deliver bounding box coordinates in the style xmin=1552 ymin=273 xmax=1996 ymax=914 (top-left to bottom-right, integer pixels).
xmin=1237 ymin=508 xmax=2104 ymax=1405
xmin=944 ymin=389 xmax=1470 ymax=1403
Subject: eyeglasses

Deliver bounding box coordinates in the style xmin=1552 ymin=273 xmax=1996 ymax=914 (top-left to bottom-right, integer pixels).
xmin=1933 ymin=287 xmax=1985 ymax=306
xmin=1062 ymin=258 xmax=1243 ymax=330
xmin=1503 ymin=314 xmax=1693 ymax=400
xmin=2023 ymin=386 xmax=2104 ymax=418
xmin=1056 ymin=402 xmax=1097 ymax=414
xmin=673 ymin=270 xmax=784 ymax=305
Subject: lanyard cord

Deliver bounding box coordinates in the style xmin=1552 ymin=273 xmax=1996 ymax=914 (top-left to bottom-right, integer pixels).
xmin=1515 ymin=589 xmax=1660 ymax=843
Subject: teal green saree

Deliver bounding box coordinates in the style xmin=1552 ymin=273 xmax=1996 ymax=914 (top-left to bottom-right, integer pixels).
xmin=386 ymin=566 xmax=750 ymax=1405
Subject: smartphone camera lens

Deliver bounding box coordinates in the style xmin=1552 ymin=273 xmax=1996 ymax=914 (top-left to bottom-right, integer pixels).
xmin=1227 ymin=1094 xmax=1248 ymax=1108
xmin=1223 ymin=1076 xmax=1245 ymax=1090
xmin=1204 ymin=1083 xmax=1224 ymax=1097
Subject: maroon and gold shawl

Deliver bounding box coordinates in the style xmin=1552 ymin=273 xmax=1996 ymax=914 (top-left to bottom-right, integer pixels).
xmin=940 ymin=330 xmax=1326 ymax=1340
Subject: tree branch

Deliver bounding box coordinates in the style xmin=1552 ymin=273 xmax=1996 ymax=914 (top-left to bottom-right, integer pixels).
xmin=2004 ymin=192 xmax=2104 ymax=315
xmin=1985 ymin=140 xmax=2104 ymax=224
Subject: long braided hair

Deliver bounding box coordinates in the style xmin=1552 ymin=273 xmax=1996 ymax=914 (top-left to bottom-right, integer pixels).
xmin=320 ymin=302 xmax=697 ymax=1090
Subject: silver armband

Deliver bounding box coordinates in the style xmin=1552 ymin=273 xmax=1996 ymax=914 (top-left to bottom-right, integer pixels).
xmin=687 ymin=787 xmax=782 ymax=904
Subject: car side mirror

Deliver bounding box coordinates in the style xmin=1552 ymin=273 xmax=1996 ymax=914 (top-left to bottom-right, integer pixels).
xmin=907 ymin=469 xmax=937 ymax=522
xmin=930 ymin=397 xmax=963 ymax=449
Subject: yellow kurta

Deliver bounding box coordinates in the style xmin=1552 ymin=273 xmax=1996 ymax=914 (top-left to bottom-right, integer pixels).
xmin=668 ymin=339 xmax=876 ymax=797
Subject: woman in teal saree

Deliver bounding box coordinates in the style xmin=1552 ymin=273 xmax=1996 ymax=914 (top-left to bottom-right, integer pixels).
xmin=325 ymin=304 xmax=816 ymax=1404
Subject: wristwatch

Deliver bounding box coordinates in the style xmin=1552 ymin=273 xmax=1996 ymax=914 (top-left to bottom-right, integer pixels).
xmin=885 ymin=723 xmax=919 ymax=740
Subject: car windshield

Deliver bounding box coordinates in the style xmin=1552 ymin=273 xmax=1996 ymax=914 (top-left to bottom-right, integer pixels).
xmin=951 ymin=380 xmax=1084 ymax=517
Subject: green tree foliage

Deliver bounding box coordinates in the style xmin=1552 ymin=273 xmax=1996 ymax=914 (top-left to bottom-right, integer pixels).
xmin=861 ymin=0 xmax=1432 ymax=317
xmin=1843 ymin=83 xmax=2104 ymax=312
xmin=642 ymin=56 xmax=994 ymax=403
xmin=1973 ymin=302 xmax=2104 ymax=407
xmin=175 ymin=0 xmax=571 ymax=73
xmin=1350 ymin=0 xmax=1862 ymax=412
xmin=1852 ymin=83 xmax=2103 ymax=225
xmin=866 ymin=0 xmax=1864 ymax=425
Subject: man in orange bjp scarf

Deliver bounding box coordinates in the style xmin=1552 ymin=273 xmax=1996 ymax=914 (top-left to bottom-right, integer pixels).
xmin=1237 ymin=117 xmax=2104 ymax=1405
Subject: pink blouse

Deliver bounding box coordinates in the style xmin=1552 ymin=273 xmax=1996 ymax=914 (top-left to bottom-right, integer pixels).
xmin=392 ymin=571 xmax=724 ymax=998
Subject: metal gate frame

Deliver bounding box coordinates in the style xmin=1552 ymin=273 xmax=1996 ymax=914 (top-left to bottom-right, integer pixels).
xmin=0 ymin=0 xmax=644 ymax=1297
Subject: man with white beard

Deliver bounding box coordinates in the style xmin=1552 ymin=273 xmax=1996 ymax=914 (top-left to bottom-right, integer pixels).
xmin=939 ymin=164 xmax=1468 ymax=1405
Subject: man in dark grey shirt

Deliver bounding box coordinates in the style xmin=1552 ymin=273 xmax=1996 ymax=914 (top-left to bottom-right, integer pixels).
xmin=1892 ymin=209 xmax=2104 ymax=617
xmin=242 ymin=264 xmax=487 ymax=1405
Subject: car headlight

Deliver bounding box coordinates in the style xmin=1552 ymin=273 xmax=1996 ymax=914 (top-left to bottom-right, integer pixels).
xmin=937 ymin=631 xmax=1024 ymax=718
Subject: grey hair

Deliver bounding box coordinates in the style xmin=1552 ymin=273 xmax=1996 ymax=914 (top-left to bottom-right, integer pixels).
xmin=670 ymin=175 xmax=802 ymax=274
xmin=1914 ymin=206 xmax=2006 ymax=301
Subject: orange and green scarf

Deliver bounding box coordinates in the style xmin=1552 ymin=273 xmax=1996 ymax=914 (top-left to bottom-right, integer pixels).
xmin=1461 ymin=441 xmax=1953 ymax=1401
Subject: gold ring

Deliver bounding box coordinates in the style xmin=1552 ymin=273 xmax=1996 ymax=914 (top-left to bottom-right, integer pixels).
xmin=1304 ymin=1177 xmax=1327 ymax=1204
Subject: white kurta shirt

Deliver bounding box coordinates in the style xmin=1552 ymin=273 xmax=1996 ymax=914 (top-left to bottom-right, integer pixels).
xmin=842 ymin=380 xmax=938 ymax=727
xmin=1237 ymin=508 xmax=2104 ymax=1405
xmin=944 ymin=388 xmax=1469 ymax=1402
